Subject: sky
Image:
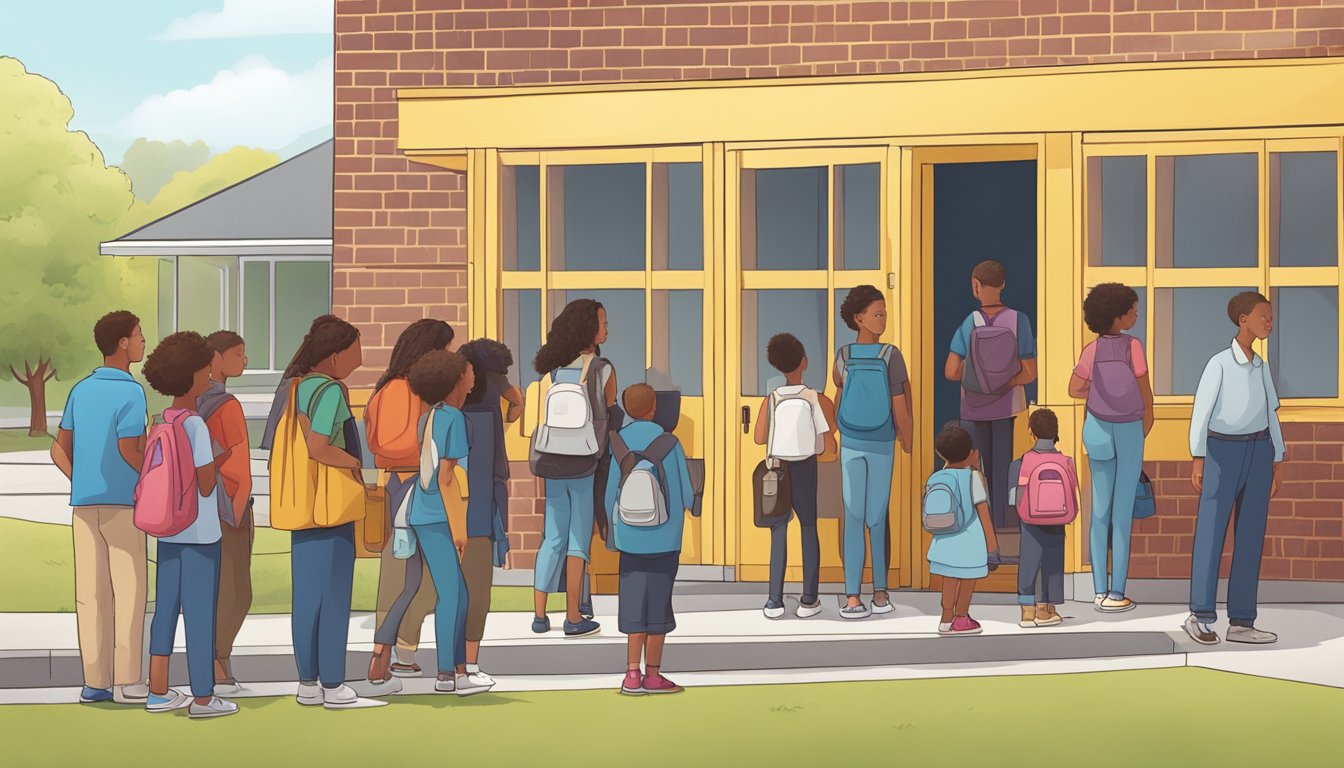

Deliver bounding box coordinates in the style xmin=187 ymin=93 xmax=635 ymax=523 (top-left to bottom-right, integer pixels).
xmin=0 ymin=0 xmax=334 ymax=164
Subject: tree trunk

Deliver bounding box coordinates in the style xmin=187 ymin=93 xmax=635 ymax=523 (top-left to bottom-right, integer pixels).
xmin=11 ymin=359 xmax=56 ymax=437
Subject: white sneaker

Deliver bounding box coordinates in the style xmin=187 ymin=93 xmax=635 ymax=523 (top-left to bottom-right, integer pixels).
xmin=466 ymin=669 xmax=495 ymax=685
xmin=296 ymin=682 xmax=323 ymax=707
xmin=1226 ymin=625 xmax=1278 ymax=645
xmin=762 ymin=601 xmax=785 ymax=619
xmin=189 ymin=696 xmax=239 ymax=719
xmin=434 ymin=675 xmax=456 ymax=693
xmin=349 ymin=676 xmax=403 ymax=697
xmin=871 ymin=600 xmax=895 ymax=615
xmin=213 ymin=682 xmax=251 ymax=698
xmin=454 ymin=672 xmax=494 ymax=697
xmin=796 ymin=600 xmax=823 ymax=619
xmin=840 ymin=601 xmax=870 ymax=620
xmin=322 ymin=683 xmax=389 ymax=710
xmin=114 ymin=683 xmax=149 ymax=703
xmin=145 ymin=689 xmax=191 ymax=713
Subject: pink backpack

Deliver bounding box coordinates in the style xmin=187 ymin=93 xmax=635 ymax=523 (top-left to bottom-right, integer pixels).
xmin=134 ymin=409 xmax=200 ymax=537
xmin=1016 ymin=451 xmax=1079 ymax=525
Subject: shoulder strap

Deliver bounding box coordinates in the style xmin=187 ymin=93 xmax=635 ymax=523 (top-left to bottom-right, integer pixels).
xmin=587 ymin=358 xmax=610 ymax=419
xmin=877 ymin=343 xmax=893 ymax=362
xmin=306 ymin=377 xmax=341 ymax=415
xmin=418 ymin=407 xmax=438 ymax=491
xmin=609 ymin=431 xmax=630 ymax=464
xmin=972 ymin=311 xmax=987 ymax=328
xmin=641 ymin=433 xmax=679 ymax=464
xmin=197 ymin=390 xmax=236 ymax=423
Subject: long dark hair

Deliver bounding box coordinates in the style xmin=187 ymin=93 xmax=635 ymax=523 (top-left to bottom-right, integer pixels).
xmin=533 ymin=299 xmax=603 ymax=375
xmin=375 ymin=319 xmax=456 ymax=392
xmin=460 ymin=338 xmax=513 ymax=405
xmin=282 ymin=315 xmax=360 ymax=380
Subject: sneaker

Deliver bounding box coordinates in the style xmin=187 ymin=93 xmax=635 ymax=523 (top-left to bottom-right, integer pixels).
xmin=640 ymin=672 xmax=683 ymax=695
xmin=937 ymin=621 xmax=954 ymax=635
xmin=579 ymin=600 xmax=595 ymax=620
xmin=1182 ymin=614 xmax=1221 ymax=646
xmin=389 ymin=662 xmax=423 ymax=678
xmin=466 ymin=667 xmax=496 ymax=685
xmin=145 ymin=689 xmax=191 ymax=713
xmin=870 ymin=599 xmax=895 ymax=615
xmin=188 ymin=696 xmax=239 ymax=719
xmin=762 ymin=599 xmax=785 ymax=619
xmin=531 ymin=615 xmax=551 ymax=634
xmin=1019 ymin=605 xmax=1038 ymax=628
xmin=1094 ymin=594 xmax=1106 ymax=607
xmin=1226 ymin=625 xmax=1277 ymax=645
xmin=455 ymin=672 xmax=495 ymax=697
xmin=946 ymin=615 xmax=983 ymax=635
xmin=349 ymin=676 xmax=403 ymax=697
xmin=620 ymin=670 xmax=645 ymax=696
xmin=79 ymin=686 xmax=113 ymax=704
xmin=1097 ymin=596 xmax=1137 ymax=613
xmin=322 ymin=684 xmax=389 ymax=710
xmin=213 ymin=681 xmax=251 ymax=698
xmin=1033 ymin=605 xmax=1063 ymax=627
xmin=796 ymin=600 xmax=823 ymax=619
xmin=563 ymin=618 xmax=601 ymax=638
xmin=296 ymin=682 xmax=323 ymax=706
xmin=840 ymin=601 xmax=870 ymax=620
xmin=114 ymin=683 xmax=149 ymax=703
xmin=434 ymin=675 xmax=456 ymax=693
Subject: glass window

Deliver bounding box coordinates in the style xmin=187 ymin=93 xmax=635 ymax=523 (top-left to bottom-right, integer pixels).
xmin=551 ymin=164 xmax=646 ymax=271
xmin=241 ymin=261 xmax=271 ymax=370
xmin=1272 ymin=152 xmax=1339 ymax=268
xmin=157 ymin=258 xmax=175 ymax=339
xmin=745 ymin=167 xmax=827 ymax=271
xmin=650 ymin=290 xmax=703 ymax=396
xmin=274 ymin=261 xmax=332 ymax=374
xmin=837 ymin=164 xmax=880 ymax=270
xmin=504 ymin=165 xmax=540 ymax=271
xmin=1157 ymin=153 xmax=1258 ymax=268
xmin=1088 ymin=156 xmax=1146 ymax=267
xmin=741 ymin=289 xmax=827 ymax=395
xmin=550 ymin=289 xmax=645 ymax=394
xmin=655 ymin=163 xmax=704 ymax=271
xmin=502 ymin=289 xmax=541 ymax=391
xmin=1153 ymin=287 xmax=1254 ymax=395
xmin=177 ymin=257 xmax=234 ymax=337
xmin=1272 ymin=286 xmax=1339 ymax=399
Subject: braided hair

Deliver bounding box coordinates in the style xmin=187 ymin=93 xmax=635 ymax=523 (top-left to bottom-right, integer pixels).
xmin=375 ymin=319 xmax=455 ymax=392
xmin=281 ymin=315 xmax=361 ymax=380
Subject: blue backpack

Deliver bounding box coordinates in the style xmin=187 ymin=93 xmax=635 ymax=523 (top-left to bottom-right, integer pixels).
xmin=923 ymin=468 xmax=973 ymax=535
xmin=836 ymin=344 xmax=896 ymax=441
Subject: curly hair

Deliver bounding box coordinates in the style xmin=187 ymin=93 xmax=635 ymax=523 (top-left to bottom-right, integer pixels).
xmin=143 ymin=332 xmax=214 ymax=397
xmin=94 ymin=311 xmax=140 ymax=356
xmin=460 ymin=338 xmax=514 ymax=404
xmin=1082 ymin=283 xmax=1139 ymax=335
xmin=766 ymin=333 xmax=806 ymax=374
xmin=1028 ymin=408 xmax=1060 ymax=441
xmin=376 ymin=319 xmax=455 ymax=392
xmin=407 ymin=350 xmax=470 ymax=406
xmin=840 ymin=285 xmax=884 ymax=332
xmin=281 ymin=315 xmax=361 ymax=380
xmin=1227 ymin=291 xmax=1270 ymax=326
xmin=934 ymin=422 xmax=974 ymax=464
xmin=205 ymin=331 xmax=245 ymax=355
xmin=534 ymin=299 xmax=603 ymax=375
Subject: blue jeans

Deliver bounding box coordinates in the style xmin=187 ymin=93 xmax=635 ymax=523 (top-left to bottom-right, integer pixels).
xmin=150 ymin=541 xmax=221 ymax=698
xmin=535 ymin=477 xmax=595 ymax=593
xmin=291 ymin=524 xmax=355 ymax=689
xmin=1189 ymin=433 xmax=1274 ymax=626
xmin=413 ymin=522 xmax=469 ymax=672
xmin=1083 ymin=416 xmax=1145 ymax=598
xmin=841 ymin=444 xmax=894 ymax=595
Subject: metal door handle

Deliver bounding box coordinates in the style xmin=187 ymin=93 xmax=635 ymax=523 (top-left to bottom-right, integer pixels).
xmin=741 ymin=405 xmax=751 ymax=434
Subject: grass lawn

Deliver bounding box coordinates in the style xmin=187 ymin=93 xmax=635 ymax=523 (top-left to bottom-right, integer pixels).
xmin=0 ymin=518 xmax=560 ymax=613
xmin=5 ymin=668 xmax=1340 ymax=766
xmin=0 ymin=428 xmax=52 ymax=453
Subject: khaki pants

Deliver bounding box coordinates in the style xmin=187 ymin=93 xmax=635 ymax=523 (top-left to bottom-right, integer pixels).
xmin=72 ymin=505 xmax=147 ymax=689
xmin=215 ymin=510 xmax=253 ymax=660
xmin=462 ymin=537 xmax=494 ymax=643
xmin=373 ymin=544 xmax=436 ymax=652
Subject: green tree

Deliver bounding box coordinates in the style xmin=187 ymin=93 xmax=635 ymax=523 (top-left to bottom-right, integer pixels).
xmin=123 ymin=146 xmax=278 ymax=231
xmin=118 ymin=138 xmax=211 ymax=201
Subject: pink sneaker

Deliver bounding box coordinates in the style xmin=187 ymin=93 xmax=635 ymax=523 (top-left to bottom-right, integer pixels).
xmin=620 ymin=670 xmax=644 ymax=696
xmin=640 ymin=673 xmax=684 ymax=695
xmin=947 ymin=615 xmax=983 ymax=635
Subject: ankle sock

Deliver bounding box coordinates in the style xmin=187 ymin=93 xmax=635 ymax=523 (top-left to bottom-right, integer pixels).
xmin=466 ymin=663 xmax=480 ymax=674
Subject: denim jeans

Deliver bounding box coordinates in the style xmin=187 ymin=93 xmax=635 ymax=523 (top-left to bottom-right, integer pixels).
xmin=1083 ymin=415 xmax=1145 ymax=598
xmin=1017 ymin=523 xmax=1065 ymax=606
xmin=768 ymin=456 xmax=820 ymax=605
xmin=413 ymin=522 xmax=469 ymax=672
xmin=150 ymin=541 xmax=221 ymax=698
xmin=535 ymin=477 xmax=595 ymax=593
xmin=841 ymin=444 xmax=894 ymax=595
xmin=291 ymin=524 xmax=355 ymax=689
xmin=963 ymin=417 xmax=1016 ymax=531
xmin=1189 ymin=433 xmax=1274 ymax=626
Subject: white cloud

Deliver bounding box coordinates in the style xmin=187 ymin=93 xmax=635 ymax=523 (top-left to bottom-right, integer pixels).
xmin=158 ymin=0 xmax=333 ymax=40
xmin=120 ymin=55 xmax=332 ymax=151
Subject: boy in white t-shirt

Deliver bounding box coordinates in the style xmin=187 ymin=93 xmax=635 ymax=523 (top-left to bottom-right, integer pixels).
xmin=754 ymin=334 xmax=837 ymax=619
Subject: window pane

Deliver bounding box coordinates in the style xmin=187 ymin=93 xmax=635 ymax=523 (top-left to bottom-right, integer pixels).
xmin=550 ymin=289 xmax=645 ymax=394
xmin=657 ymin=163 xmax=703 ymax=271
xmin=745 ymin=167 xmax=827 ymax=271
xmin=1272 ymin=286 xmax=1338 ymax=398
xmin=1158 ymin=153 xmax=1258 ymax=268
xmin=177 ymin=257 xmax=229 ymax=337
xmin=1273 ymin=152 xmax=1338 ymax=268
xmin=1088 ymin=156 xmax=1146 ymax=267
xmin=504 ymin=165 xmax=540 ymax=271
xmin=157 ymin=258 xmax=175 ymax=339
xmin=274 ymin=261 xmax=332 ymax=374
xmin=1154 ymin=287 xmax=1254 ymax=395
xmin=241 ymin=261 xmax=271 ymax=369
xmin=837 ymin=164 xmax=880 ymax=270
xmin=502 ymin=289 xmax=541 ymax=391
xmin=741 ymin=289 xmax=826 ymax=395
xmin=650 ymin=290 xmax=703 ymax=396
xmin=552 ymin=164 xmax=646 ymax=271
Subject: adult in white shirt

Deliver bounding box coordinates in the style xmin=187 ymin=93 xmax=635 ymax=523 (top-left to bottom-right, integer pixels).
xmin=1184 ymin=292 xmax=1284 ymax=647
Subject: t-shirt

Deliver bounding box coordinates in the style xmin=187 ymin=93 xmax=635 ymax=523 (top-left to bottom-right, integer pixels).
xmin=59 ymin=367 xmax=148 ymax=507
xmin=1073 ymin=335 xmax=1148 ymax=380
xmin=296 ymin=374 xmax=352 ymax=450
xmin=160 ymin=412 xmax=223 ymax=546
xmin=407 ymin=405 xmax=471 ymax=528
xmin=199 ymin=382 xmax=252 ymax=525
xmin=832 ymin=343 xmax=909 ymax=396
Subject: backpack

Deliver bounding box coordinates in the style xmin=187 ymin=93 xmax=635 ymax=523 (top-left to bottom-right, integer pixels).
xmin=365 ymin=379 xmax=424 ymax=469
xmin=134 ymin=409 xmax=200 ymax=538
xmin=767 ymin=386 xmax=824 ymax=461
xmin=1086 ymin=335 xmax=1145 ymax=423
xmin=752 ymin=458 xmax=793 ymax=528
xmin=609 ymin=431 xmax=679 ymax=528
xmin=922 ymin=468 xmax=972 ymax=535
xmin=269 ymin=378 xmax=366 ymax=531
xmin=1133 ymin=471 xmax=1156 ymax=520
xmin=530 ymin=358 xmax=612 ymax=479
xmin=963 ymin=309 xmax=1020 ymax=397
xmin=836 ymin=344 xmax=896 ymax=441
xmin=1016 ymin=451 xmax=1079 ymax=525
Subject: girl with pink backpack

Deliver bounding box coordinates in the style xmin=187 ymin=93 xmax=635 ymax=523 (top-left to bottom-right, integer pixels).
xmin=1007 ymin=409 xmax=1079 ymax=628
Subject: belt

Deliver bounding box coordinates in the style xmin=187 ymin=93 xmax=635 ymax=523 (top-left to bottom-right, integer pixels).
xmin=1208 ymin=429 xmax=1270 ymax=442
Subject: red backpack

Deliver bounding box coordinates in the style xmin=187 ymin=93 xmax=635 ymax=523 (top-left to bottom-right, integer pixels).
xmin=133 ymin=409 xmax=200 ymax=537
xmin=1016 ymin=451 xmax=1079 ymax=526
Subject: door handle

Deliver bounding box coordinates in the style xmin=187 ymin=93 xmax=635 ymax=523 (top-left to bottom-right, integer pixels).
xmin=741 ymin=405 xmax=751 ymax=434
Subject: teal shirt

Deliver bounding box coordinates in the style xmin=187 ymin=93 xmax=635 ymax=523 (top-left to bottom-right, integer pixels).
xmin=59 ymin=367 xmax=147 ymax=506
xmin=604 ymin=420 xmax=694 ymax=555
xmin=407 ymin=404 xmax=470 ymax=528
xmin=295 ymin=374 xmax=352 ymax=450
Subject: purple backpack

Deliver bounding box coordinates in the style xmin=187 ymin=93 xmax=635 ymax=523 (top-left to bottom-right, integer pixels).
xmin=963 ymin=309 xmax=1020 ymax=398
xmin=1086 ymin=335 xmax=1144 ymax=423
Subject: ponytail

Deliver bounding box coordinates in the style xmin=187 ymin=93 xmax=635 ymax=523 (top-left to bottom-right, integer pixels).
xmin=282 ymin=315 xmax=360 ymax=380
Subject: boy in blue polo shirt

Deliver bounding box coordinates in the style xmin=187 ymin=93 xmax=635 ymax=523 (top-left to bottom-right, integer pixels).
xmin=603 ymin=384 xmax=694 ymax=696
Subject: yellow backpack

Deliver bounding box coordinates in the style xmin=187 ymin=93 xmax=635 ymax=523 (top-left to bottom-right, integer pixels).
xmin=269 ymin=378 xmax=367 ymax=531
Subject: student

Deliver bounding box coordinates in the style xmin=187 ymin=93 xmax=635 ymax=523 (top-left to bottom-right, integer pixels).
xmin=1068 ymin=284 xmax=1153 ymax=612
xmin=1007 ymin=409 xmax=1077 ymax=628
xmin=605 ymin=384 xmax=694 ymax=696
xmin=944 ymin=259 xmax=1036 ymax=555
xmin=357 ymin=319 xmax=454 ymax=695
xmin=754 ymin=333 xmax=836 ymax=619
xmin=927 ymin=423 xmax=997 ymax=636
xmin=405 ymin=350 xmax=493 ymax=695
xmin=198 ymin=332 xmax=254 ymax=696
xmin=51 ymin=310 xmax=150 ymax=705
xmin=278 ymin=315 xmax=385 ymax=709
xmin=1184 ymin=292 xmax=1284 ymax=646
xmin=141 ymin=331 xmax=238 ymax=718
xmin=459 ymin=338 xmax=524 ymax=681
xmin=530 ymin=299 xmax=616 ymax=638
xmin=833 ymin=286 xmax=912 ymax=619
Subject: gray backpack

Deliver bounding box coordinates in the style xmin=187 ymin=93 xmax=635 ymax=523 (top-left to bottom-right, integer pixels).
xmin=609 ymin=432 xmax=679 ymax=528
xmin=529 ymin=358 xmax=612 ymax=480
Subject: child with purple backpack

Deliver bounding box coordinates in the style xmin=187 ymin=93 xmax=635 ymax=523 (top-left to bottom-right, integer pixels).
xmin=1007 ymin=409 xmax=1079 ymax=628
